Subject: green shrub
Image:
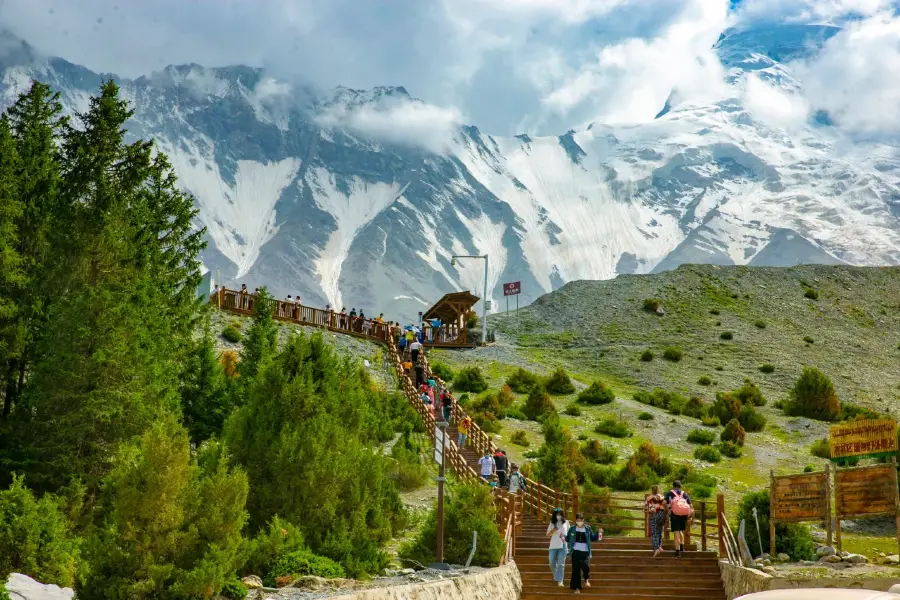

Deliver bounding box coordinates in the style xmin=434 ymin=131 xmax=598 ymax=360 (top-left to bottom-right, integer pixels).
xmin=721 ymin=418 xmax=746 ymax=446
xmin=640 ymin=350 xmax=654 ymax=362
xmin=633 ymin=440 xmax=670 ymax=477
xmin=522 ymin=386 xmax=556 ymax=421
xmin=0 ymin=584 xmax=8 ymax=600
xmin=429 ymin=361 xmax=455 ymax=382
xmin=564 ymin=403 xmax=582 ymax=416
xmin=506 ymin=368 xmax=540 ymax=393
xmin=711 ymin=392 xmax=742 ymax=425
xmin=222 ymin=324 xmax=243 ymax=343
xmin=504 ymin=408 xmax=527 ymax=420
xmin=0 ymin=475 xmax=78 ymax=587
xmin=786 ymin=367 xmax=840 ymax=421
xmin=759 ymin=363 xmax=775 ymax=374
xmin=638 ymin=412 xmax=654 ymax=421
xmin=840 ymin=402 xmax=881 ymax=421
xmin=399 ymin=484 xmax=503 ymax=567
xmin=718 ymin=441 xmax=743 ymax=458
xmin=803 ymin=335 xmax=815 ymax=344
xmin=582 ymin=463 xmax=616 ymax=488
xmin=612 ymin=457 xmax=652 ymax=491
xmin=755 ymin=320 xmax=766 ymax=329
xmin=735 ymin=379 xmax=767 ymax=407
xmin=594 ymin=417 xmax=633 ymax=438
xmin=243 ymin=517 xmax=307 ymax=580
xmin=736 ymin=490 xmax=815 ymax=560
xmin=221 ymin=577 xmax=248 ymax=600
xmin=739 ymin=405 xmax=767 ymax=432
xmin=465 ymin=312 xmax=479 ymax=329
xmin=698 ymin=375 xmax=712 ymax=386
xmin=581 ymin=440 xmax=618 ymax=465
xmin=454 ymin=367 xmax=488 ymax=393
xmin=268 ymin=549 xmax=346 ymax=585
xmin=687 ymin=429 xmax=716 ymax=445
xmin=693 ymin=445 xmax=722 ymax=463
xmin=803 ymin=465 xmax=815 ymax=473
xmin=390 ymin=432 xmax=429 ymax=491
xmin=690 ymin=485 xmax=713 ymax=499
xmin=684 ymin=396 xmax=705 ymax=419
xmin=810 ymin=438 xmax=831 ymax=459
xmin=720 ymin=331 xmax=734 ymax=340
xmin=643 ymin=298 xmax=663 ymax=312
xmin=578 ymin=381 xmax=615 ymax=405
xmin=804 ymin=288 xmax=819 ymax=300
xmin=714 ymin=365 xmax=724 ymax=371
xmin=662 ymin=347 xmax=683 ymax=362
xmin=710 ymin=309 xmax=721 ymax=315
xmin=544 ymin=367 xmax=576 ymax=395
xmin=633 ymin=388 xmax=691 ymax=416
xmin=510 ymin=431 xmax=529 ymax=447
xmin=701 ymin=415 xmax=720 ymax=427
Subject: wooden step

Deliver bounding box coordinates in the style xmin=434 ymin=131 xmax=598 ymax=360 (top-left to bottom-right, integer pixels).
xmin=521 ymin=578 xmax=724 ymax=590
xmin=515 ymin=549 xmax=717 ymax=560
xmin=521 ymin=593 xmax=725 ymax=600
xmin=516 ymin=565 xmax=722 ymax=576
xmin=516 ymin=542 xmax=695 ymax=551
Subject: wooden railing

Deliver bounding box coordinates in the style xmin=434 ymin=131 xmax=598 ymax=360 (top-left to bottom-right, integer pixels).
xmin=213 ymin=286 xmax=726 ymax=562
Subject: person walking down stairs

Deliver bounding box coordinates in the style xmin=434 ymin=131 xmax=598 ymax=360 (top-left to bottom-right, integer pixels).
xmin=566 ymin=513 xmax=602 ymax=595
xmin=547 ymin=508 xmax=570 ymax=588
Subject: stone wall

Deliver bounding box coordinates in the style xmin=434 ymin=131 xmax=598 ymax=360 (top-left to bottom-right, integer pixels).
xmin=720 ymin=561 xmax=900 ymax=599
xmin=317 ymin=564 xmax=522 ymax=600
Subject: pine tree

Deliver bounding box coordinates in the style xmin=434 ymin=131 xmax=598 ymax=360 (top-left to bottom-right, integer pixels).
xmin=0 ymin=115 xmax=23 ymax=366
xmin=238 ymin=287 xmax=278 ymax=382
xmin=180 ymin=317 xmax=230 ymax=444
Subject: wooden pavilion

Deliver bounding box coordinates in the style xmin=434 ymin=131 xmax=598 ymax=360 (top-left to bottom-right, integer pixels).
xmin=421 ymin=291 xmax=479 ymax=348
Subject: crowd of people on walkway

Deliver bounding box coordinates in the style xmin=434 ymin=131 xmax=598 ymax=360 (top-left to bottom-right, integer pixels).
xmin=544 ymin=480 xmax=693 ymax=594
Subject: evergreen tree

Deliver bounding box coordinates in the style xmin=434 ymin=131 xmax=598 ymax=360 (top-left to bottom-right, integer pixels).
xmin=0 ymin=115 xmax=23 ymax=370
xmin=238 ymin=287 xmax=277 ymax=382
xmin=0 ymin=82 xmax=65 ymax=419
xmin=180 ymin=317 xmax=231 ymax=444
xmin=536 ymin=412 xmax=582 ymax=491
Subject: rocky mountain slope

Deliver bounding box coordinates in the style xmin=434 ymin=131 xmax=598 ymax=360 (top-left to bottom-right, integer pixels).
xmin=2 ymin=23 xmax=898 ymax=322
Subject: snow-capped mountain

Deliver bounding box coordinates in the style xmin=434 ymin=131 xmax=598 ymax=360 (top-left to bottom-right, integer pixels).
xmin=1 ymin=24 xmax=898 ymax=322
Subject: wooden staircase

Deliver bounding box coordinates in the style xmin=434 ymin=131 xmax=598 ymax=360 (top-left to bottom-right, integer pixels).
xmin=515 ymin=514 xmax=726 ymax=600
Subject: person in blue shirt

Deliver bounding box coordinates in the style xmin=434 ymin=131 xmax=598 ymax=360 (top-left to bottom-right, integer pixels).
xmin=566 ymin=512 xmax=602 ymax=593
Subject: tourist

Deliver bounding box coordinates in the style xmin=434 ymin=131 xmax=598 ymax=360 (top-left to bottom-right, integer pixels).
xmin=646 ymin=484 xmax=666 ymax=557
xmin=414 ymin=357 xmax=425 ymax=388
xmin=478 ymin=449 xmax=495 ymax=481
xmin=339 ymin=307 xmax=347 ymax=329
xmin=547 ymin=508 xmax=569 ymax=587
xmin=398 ymin=331 xmax=407 ymax=357
xmin=409 ymin=336 xmax=422 ymax=365
xmin=494 ymin=449 xmax=508 ymax=488
xmin=507 ymin=464 xmax=526 ymax=494
xmin=441 ymin=388 xmax=453 ymax=423
xmin=566 ymin=513 xmax=601 ymax=594
xmin=239 ymin=283 xmax=248 ymax=309
xmin=458 ymin=415 xmax=471 ymax=448
xmin=665 ymin=480 xmax=693 ymax=557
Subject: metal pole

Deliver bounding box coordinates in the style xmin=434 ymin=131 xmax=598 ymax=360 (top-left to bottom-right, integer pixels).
xmin=481 ymin=255 xmax=488 ymax=346
xmin=436 ymin=421 xmax=448 ymax=565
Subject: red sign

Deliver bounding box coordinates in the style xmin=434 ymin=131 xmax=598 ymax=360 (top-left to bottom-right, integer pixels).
xmin=503 ymin=282 xmax=521 ymax=296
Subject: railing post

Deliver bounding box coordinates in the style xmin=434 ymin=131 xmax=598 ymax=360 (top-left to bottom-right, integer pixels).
xmin=555 ymin=489 xmax=560 ymax=513
xmin=701 ymin=501 xmax=707 ymax=552
xmin=717 ymin=493 xmax=726 ymax=558
xmin=537 ymin=482 xmax=542 ymax=520
xmin=572 ymin=484 xmax=579 ymax=516
xmin=644 ymin=493 xmax=650 ymax=538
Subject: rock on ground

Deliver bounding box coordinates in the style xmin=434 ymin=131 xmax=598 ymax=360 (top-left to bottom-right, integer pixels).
xmin=4 ymin=574 xmax=74 ymax=600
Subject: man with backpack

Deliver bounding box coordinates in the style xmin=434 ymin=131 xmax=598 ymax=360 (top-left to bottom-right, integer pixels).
xmin=493 ymin=449 xmax=508 ymax=488
xmin=507 ymin=464 xmax=526 ymax=494
xmin=665 ymin=479 xmax=694 ymax=557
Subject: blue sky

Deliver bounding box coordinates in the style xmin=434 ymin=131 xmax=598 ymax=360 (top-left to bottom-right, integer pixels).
xmin=0 ymin=0 xmax=897 ymax=137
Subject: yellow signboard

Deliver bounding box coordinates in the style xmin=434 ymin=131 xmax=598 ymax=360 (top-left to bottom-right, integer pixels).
xmin=829 ymin=419 xmax=898 ymax=462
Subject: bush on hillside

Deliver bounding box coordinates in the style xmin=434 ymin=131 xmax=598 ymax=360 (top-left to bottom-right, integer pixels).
xmin=736 ymin=491 xmax=815 ymax=560
xmin=804 ymin=288 xmax=819 ymax=300
xmin=684 ymin=396 xmax=706 ymax=419
xmin=721 ymin=418 xmax=746 ymax=446
xmin=506 ymin=368 xmax=540 ymax=393
xmin=243 ymin=517 xmax=308 ymax=581
xmin=640 ymin=350 xmax=654 ymax=362
xmin=755 ymin=320 xmax=766 ymax=329
xmin=497 ymin=385 xmax=516 ymax=407
xmin=545 ymin=367 xmax=576 ymax=395
xmin=504 ymin=408 xmax=527 ymax=420
xmin=564 ymin=403 xmax=582 ymax=416
xmin=710 ymin=392 xmax=742 ymax=425
xmin=522 ymin=386 xmax=556 ymax=421
xmin=687 ymin=429 xmax=716 ymax=445
xmin=638 ymin=412 xmax=654 ymax=420
xmin=739 ymin=405 xmax=767 ymax=432
xmin=220 ymin=578 xmax=248 ymax=600
xmin=390 ymin=432 xmax=429 ymax=491
xmin=222 ymin=323 xmax=242 ymax=343
xmin=803 ymin=335 xmax=815 ymax=344
xmin=578 ymin=381 xmax=615 ymax=405
xmin=643 ymin=298 xmax=663 ymax=312
xmin=429 ymin=361 xmax=455 ymax=382
xmin=701 ymin=415 xmax=720 ymax=427
xmin=810 ymin=438 xmax=831 ymax=459
xmin=759 ymin=363 xmax=775 ymax=374
xmin=786 ymin=367 xmax=840 ymax=421
xmin=803 ymin=465 xmax=815 ymax=473
xmin=698 ymin=375 xmax=712 ymax=386
xmin=0 ymin=475 xmax=78 ymax=587
xmin=453 ymin=367 xmax=488 ymax=393
xmin=710 ymin=309 xmax=721 ymax=315
xmin=267 ymin=550 xmax=345 ymax=586
xmin=612 ymin=457 xmax=653 ymax=491
xmin=633 ymin=388 xmax=695 ymax=416
xmin=536 ymin=413 xmax=583 ymax=491
xmin=633 ymin=441 xmax=671 ymax=477
xmin=718 ymin=441 xmax=743 ymax=458
xmin=510 ymin=431 xmax=529 ymax=447
xmin=581 ymin=440 xmax=618 ymax=465
xmin=840 ymin=402 xmax=881 ymax=421
xmin=400 ymin=484 xmax=503 ymax=567
xmin=465 ymin=311 xmax=479 ymax=329
xmin=663 ymin=347 xmax=683 ymax=362
xmin=693 ymin=446 xmax=722 ymax=463
xmin=734 ymin=379 xmax=767 ymax=407
xmin=594 ymin=416 xmax=633 ymax=438
xmin=720 ymin=331 xmax=734 ymax=340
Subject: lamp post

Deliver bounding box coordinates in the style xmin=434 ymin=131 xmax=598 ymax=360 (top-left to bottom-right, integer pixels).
xmin=450 ymin=254 xmax=488 ymax=346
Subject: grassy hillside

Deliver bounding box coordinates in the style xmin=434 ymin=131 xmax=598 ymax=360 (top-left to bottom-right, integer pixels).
xmin=429 ymin=265 xmax=900 ymax=548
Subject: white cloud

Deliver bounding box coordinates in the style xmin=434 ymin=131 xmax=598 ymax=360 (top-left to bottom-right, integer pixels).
xmin=467 ymin=0 xmax=632 ymax=23
xmin=316 ymin=98 xmax=464 ymax=153
xmin=795 ymin=11 xmax=900 ymax=136
xmin=539 ymin=0 xmax=732 ymax=125
xmin=742 ymin=73 xmax=810 ymax=129
xmin=738 ymin=0 xmax=894 ymax=22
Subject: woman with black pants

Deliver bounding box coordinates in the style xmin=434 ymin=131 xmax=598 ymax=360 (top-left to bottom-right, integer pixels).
xmin=565 ymin=512 xmax=601 ymax=594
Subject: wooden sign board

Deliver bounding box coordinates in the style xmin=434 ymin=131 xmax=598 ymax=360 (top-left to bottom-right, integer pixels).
xmin=830 ymin=418 xmax=898 ymax=462
xmin=772 ymin=472 xmax=829 ymax=522
xmin=833 ymin=460 xmax=900 ymax=555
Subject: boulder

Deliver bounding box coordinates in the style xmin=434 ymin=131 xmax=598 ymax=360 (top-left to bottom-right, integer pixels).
xmin=289 ymin=576 xmax=327 ymax=590
xmin=816 ymin=545 xmax=837 ymax=557
xmin=844 ymin=553 xmax=868 ymax=564
xmin=4 ymin=574 xmax=74 ymax=600
xmin=241 ymin=575 xmax=263 ymax=589
xmin=819 ymin=554 xmax=843 ymax=563
xmin=776 ymin=553 xmax=791 ymax=562
xmin=840 ymin=551 xmax=851 ymax=558
xmin=883 ymin=555 xmax=900 ymax=565
xmin=890 ymin=584 xmax=900 ymax=594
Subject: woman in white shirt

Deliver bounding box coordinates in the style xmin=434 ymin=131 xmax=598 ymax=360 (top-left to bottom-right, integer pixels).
xmin=546 ymin=507 xmax=570 ymax=587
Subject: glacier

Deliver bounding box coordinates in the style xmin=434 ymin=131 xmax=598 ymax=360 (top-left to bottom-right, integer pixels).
xmin=0 ymin=24 xmax=898 ymax=322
